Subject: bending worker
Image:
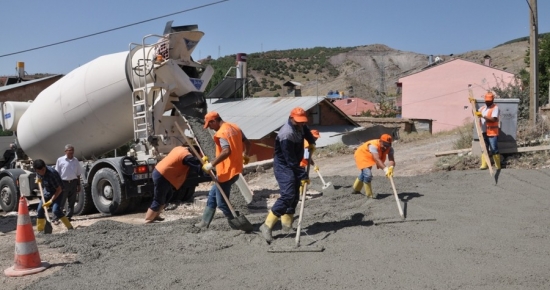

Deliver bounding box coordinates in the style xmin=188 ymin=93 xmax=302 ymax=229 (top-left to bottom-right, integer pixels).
xmin=473 ymin=92 xmax=501 ymax=169
xmin=260 ymin=107 xmax=316 ymax=243
xmin=145 ymin=146 xmax=202 ymax=223
xmin=34 ymin=159 xmax=73 ymax=231
xmin=195 ymin=111 xmax=251 ymax=229
xmin=352 ymin=134 xmax=395 ymax=198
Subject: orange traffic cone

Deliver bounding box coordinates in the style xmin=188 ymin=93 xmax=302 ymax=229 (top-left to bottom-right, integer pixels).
xmin=4 ymin=197 xmax=50 ymax=277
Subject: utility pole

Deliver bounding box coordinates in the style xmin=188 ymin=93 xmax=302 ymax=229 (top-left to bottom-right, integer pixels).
xmin=529 ymin=0 xmax=539 ymax=127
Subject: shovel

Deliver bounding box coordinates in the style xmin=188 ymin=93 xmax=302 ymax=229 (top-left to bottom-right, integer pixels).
xmin=313 ymin=166 xmax=334 ymax=190
xmin=37 ymin=180 xmax=53 ymax=234
xmin=174 ymin=122 xmax=254 ymax=232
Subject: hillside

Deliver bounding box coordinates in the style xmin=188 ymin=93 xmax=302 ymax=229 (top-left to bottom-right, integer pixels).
xmin=204 ymin=40 xmax=529 ymax=102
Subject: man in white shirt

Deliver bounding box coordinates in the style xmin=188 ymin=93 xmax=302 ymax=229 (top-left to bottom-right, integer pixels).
xmin=55 ymin=144 xmax=82 ymax=221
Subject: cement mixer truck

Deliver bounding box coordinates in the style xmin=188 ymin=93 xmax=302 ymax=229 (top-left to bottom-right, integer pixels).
xmin=0 ymin=22 xmax=216 ymax=214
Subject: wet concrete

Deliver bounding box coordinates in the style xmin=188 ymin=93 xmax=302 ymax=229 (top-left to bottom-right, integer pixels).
xmin=13 ymin=168 xmax=550 ymax=289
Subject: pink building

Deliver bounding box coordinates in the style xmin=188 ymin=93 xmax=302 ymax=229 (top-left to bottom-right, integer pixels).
xmin=398 ymin=58 xmax=515 ymax=133
xmin=332 ymin=98 xmax=378 ymax=116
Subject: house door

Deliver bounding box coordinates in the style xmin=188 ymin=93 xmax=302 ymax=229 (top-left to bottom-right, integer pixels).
xmin=310 ymin=104 xmax=320 ymax=125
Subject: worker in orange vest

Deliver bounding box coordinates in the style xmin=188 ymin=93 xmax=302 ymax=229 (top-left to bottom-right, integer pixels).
xmin=352 ymin=134 xmax=395 ymax=198
xmin=473 ymin=92 xmax=501 ymax=169
xmin=300 ymin=129 xmax=320 ymax=168
xmin=145 ymin=146 xmax=203 ymax=223
xmin=196 ymin=111 xmax=251 ymax=229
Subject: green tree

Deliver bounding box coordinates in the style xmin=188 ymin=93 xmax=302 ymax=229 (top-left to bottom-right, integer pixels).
xmin=519 ymin=34 xmax=550 ymax=108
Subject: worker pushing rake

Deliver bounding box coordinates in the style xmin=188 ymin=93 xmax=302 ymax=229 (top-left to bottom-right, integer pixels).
xmin=259 ymin=107 xmax=324 ymax=252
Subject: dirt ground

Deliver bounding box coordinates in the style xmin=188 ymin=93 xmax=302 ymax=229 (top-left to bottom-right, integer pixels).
xmin=1 ymin=133 xmax=550 ymax=289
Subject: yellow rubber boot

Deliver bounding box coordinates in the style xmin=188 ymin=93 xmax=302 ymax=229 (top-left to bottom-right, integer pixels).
xmin=281 ymin=214 xmax=294 ymax=233
xmin=352 ymin=178 xmax=362 ymax=194
xmin=364 ymin=182 xmax=375 ymax=199
xmin=493 ymin=154 xmax=501 ymax=169
xmin=479 ymin=155 xmax=488 ymax=170
xmin=60 ymin=216 xmax=74 ymax=230
xmin=36 ymin=218 xmax=46 ymax=232
xmin=260 ymin=211 xmax=279 ymax=243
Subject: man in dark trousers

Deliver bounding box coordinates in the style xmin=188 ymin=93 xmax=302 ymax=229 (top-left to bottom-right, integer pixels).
xmin=259 ymin=107 xmax=316 ymax=242
xmin=34 ymin=159 xmax=73 ymax=232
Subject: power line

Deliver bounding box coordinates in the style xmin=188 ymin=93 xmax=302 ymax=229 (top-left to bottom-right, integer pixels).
xmin=0 ymin=0 xmax=229 ymax=58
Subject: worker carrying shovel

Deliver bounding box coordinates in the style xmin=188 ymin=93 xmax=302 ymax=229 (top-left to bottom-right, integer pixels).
xmin=260 ymin=107 xmax=316 ymax=243
xmin=352 ymin=134 xmax=395 ymax=198
xmin=471 ymin=92 xmax=501 ymax=170
xmin=33 ymin=159 xmax=73 ymax=231
xmin=195 ymin=111 xmax=252 ymax=230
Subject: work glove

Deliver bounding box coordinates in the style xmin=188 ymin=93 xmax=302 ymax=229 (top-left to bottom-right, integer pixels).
xmin=202 ymin=162 xmax=213 ymax=172
xmin=201 ymin=156 xmax=209 ymax=163
xmin=468 ymin=97 xmax=475 ymax=103
xmin=475 ymin=111 xmax=482 ymax=118
xmin=300 ymin=179 xmax=310 ymax=187
xmin=313 ymin=165 xmax=320 ymax=172
xmin=42 ymin=199 xmax=53 ymax=209
xmin=308 ymin=144 xmax=316 ymax=155
xmin=243 ymin=155 xmax=250 ymax=165
xmin=383 ymin=166 xmax=394 ymax=178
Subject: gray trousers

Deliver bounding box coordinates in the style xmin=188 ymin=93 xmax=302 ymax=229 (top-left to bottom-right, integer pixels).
xmin=61 ymin=179 xmax=79 ymax=218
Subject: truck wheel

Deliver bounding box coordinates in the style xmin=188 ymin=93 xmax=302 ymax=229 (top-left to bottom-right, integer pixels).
xmin=0 ymin=176 xmax=18 ymax=212
xmin=91 ymin=168 xmax=129 ymax=215
xmin=73 ymin=185 xmax=97 ymax=215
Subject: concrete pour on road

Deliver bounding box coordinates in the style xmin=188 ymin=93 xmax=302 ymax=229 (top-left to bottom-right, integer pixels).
xmin=2 ymin=167 xmax=549 ymax=289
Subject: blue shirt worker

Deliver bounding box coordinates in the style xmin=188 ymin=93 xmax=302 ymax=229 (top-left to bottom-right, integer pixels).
xmin=259 ymin=107 xmax=316 ymax=243
xmin=34 ymin=159 xmax=73 ymax=232
xmin=55 ymin=144 xmax=82 ymax=221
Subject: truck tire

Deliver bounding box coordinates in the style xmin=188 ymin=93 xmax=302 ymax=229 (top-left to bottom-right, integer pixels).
xmin=0 ymin=176 xmax=18 ymax=212
xmin=73 ymin=185 xmax=97 ymax=215
xmin=91 ymin=168 xmax=129 ymax=215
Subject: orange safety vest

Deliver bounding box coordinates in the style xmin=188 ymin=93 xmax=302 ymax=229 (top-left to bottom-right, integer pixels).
xmin=155 ymin=147 xmax=191 ymax=189
xmin=481 ymin=104 xmax=499 ymax=137
xmin=354 ymin=139 xmax=390 ymax=170
xmin=214 ymin=122 xmax=244 ymax=182
xmin=300 ymin=139 xmax=311 ymax=167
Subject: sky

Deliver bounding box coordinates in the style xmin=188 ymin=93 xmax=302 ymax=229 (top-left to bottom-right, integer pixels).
xmin=0 ymin=0 xmax=548 ymax=76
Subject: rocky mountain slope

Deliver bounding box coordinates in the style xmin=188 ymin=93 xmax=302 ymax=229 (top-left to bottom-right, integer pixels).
xmin=212 ymin=40 xmax=529 ymax=101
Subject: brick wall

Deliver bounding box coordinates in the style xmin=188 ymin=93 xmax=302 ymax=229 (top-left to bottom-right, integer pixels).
xmin=317 ymin=102 xmax=350 ymax=126
xmin=0 ymin=76 xmax=62 ymax=102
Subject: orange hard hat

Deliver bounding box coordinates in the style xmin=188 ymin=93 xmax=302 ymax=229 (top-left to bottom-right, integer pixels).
xmin=310 ymin=130 xmax=320 ymax=138
xmin=380 ymin=134 xmax=392 ymax=145
xmin=484 ymin=92 xmax=495 ymax=101
xmin=290 ymin=107 xmax=308 ymax=123
xmin=204 ymin=111 xmax=220 ymax=128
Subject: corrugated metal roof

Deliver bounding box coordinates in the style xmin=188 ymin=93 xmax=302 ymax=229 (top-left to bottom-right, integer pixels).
xmin=206 ymin=96 xmax=326 ymax=139
xmin=0 ymin=75 xmax=62 ymax=93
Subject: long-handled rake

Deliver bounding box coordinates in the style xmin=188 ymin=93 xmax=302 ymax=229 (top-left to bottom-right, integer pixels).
xmin=268 ymin=149 xmax=324 ymax=253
